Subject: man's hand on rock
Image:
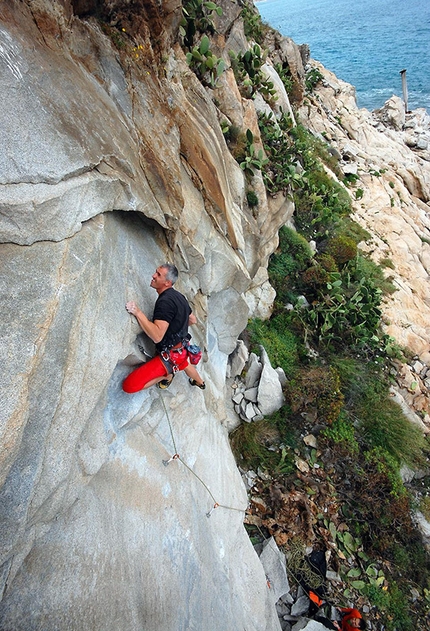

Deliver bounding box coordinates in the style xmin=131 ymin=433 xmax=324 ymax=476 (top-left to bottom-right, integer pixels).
xmin=126 ymin=301 xmax=139 ymax=316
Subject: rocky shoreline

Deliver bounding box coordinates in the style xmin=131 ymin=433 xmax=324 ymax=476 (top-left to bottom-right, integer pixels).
xmin=296 ymin=64 xmax=430 ymax=368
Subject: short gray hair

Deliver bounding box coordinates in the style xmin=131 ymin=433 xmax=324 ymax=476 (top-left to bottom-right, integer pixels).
xmin=161 ymin=263 xmax=178 ymax=285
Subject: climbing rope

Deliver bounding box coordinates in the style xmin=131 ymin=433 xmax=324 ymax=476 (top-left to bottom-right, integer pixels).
xmin=159 ymin=391 xmax=245 ymax=518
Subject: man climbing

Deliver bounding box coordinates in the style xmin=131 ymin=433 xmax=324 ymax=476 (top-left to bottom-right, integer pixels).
xmin=122 ymin=263 xmax=205 ymax=392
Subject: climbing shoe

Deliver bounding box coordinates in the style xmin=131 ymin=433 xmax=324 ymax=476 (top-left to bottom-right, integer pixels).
xmin=157 ymin=375 xmax=174 ymax=389
xmin=189 ymin=378 xmax=205 ymax=390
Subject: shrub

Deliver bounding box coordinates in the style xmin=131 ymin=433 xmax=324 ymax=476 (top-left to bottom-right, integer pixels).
xmin=258 ymin=112 xmax=306 ymax=195
xmin=322 ymin=412 xmax=359 ymax=453
xmin=329 ymin=356 xmax=371 ymax=394
xmin=357 ymin=382 xmax=427 ymax=466
xmin=230 ymin=419 xmax=294 ymax=474
xmin=343 ymin=172 xmax=359 ymax=186
xmin=275 ymin=62 xmax=294 ymax=95
xmin=247 ymin=316 xmax=300 ymax=376
xmin=186 ymin=35 xmax=225 ymax=86
xmin=229 ymin=45 xmax=277 ymax=103
xmin=294 ymin=168 xmax=351 ymax=240
xmin=301 ymin=264 xmax=330 ymax=287
xmin=180 ymin=0 xmax=223 ymax=49
xmin=335 ymin=216 xmax=371 ymax=244
xmin=269 ymin=227 xmax=313 ymax=304
xmin=365 ymin=582 xmax=412 ymax=631
xmin=347 ymin=255 xmax=397 ymax=295
xmin=379 ymin=256 xmax=395 ymax=270
xmin=269 ymin=407 xmax=301 ymax=450
xmin=295 ymin=272 xmax=384 ymax=354
xmin=364 ymin=447 xmax=406 ymax=498
xmin=277 ymin=226 xmax=313 ymax=270
xmin=316 ymin=253 xmax=338 ymax=272
xmin=241 ymin=3 xmax=268 ymax=43
xmin=239 ymin=129 xmax=268 ymax=176
xmin=305 ymin=66 xmax=324 ymax=92
xmin=285 ymin=366 xmax=344 ymax=425
xmin=325 ymin=235 xmax=357 ymax=266
xmin=289 ymin=123 xmax=342 ymax=176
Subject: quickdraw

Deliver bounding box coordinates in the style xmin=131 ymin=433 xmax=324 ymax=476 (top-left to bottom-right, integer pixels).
xmin=162 ymin=453 xmax=180 ymax=466
xmin=206 ymin=502 xmax=219 ymax=518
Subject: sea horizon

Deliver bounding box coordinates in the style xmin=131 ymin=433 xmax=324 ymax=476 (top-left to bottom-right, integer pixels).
xmin=256 ymin=0 xmax=430 ymax=114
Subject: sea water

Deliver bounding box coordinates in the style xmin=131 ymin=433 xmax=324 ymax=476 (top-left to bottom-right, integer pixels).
xmin=256 ymin=0 xmax=430 ymax=112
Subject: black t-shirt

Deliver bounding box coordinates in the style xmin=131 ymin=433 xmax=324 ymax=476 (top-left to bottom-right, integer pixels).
xmin=153 ymin=287 xmax=191 ymax=351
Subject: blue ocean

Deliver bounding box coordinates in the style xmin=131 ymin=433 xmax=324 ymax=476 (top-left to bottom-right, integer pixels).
xmin=256 ymin=0 xmax=430 ymax=113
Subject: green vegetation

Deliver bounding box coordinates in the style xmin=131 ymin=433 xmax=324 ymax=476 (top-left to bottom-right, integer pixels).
xmin=230 ymin=85 xmax=430 ymax=628
xmin=238 ymin=129 xmax=268 ymax=177
xmin=185 ymin=35 xmax=225 ymax=86
xmin=230 ymin=418 xmax=296 ymax=476
xmin=247 ymin=316 xmax=301 ymax=376
xmin=229 ymin=45 xmax=277 ymax=103
xmin=240 ymin=2 xmax=269 ymax=44
xmin=343 ymin=172 xmax=359 ymax=186
xmin=275 ymin=62 xmax=294 ymax=96
xmin=246 ymin=190 xmax=259 ymax=207
xmin=305 ymin=66 xmax=324 ymax=92
xmin=258 ymin=112 xmax=308 ymax=195
xmin=180 ymin=0 xmax=222 ymax=49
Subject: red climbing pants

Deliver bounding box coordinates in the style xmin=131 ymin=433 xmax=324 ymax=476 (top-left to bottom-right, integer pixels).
xmin=122 ymin=347 xmax=189 ymax=393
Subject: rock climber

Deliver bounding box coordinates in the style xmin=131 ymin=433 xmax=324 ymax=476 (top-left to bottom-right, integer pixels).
xmin=122 ymin=263 xmax=205 ymax=392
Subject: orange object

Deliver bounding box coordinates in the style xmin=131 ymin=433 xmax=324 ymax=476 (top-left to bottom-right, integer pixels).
xmin=340 ymin=608 xmax=363 ymax=630
xmin=309 ymin=590 xmax=324 ymax=607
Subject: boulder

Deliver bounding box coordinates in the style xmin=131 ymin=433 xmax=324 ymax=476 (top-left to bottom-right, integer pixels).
xmin=374 ymin=95 xmax=406 ymax=130
xmin=246 ymin=353 xmax=263 ymax=389
xmin=228 ymin=339 xmax=249 ymax=378
xmin=257 ymin=348 xmax=285 ymax=416
xmin=259 ymin=537 xmax=291 ymax=604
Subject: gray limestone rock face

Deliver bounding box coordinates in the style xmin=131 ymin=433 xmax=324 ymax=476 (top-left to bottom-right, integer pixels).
xmin=259 ymin=537 xmax=290 ymax=604
xmin=4 ymin=0 xmax=430 ymax=627
xmin=275 ymin=367 xmax=288 ymax=387
xmin=0 ymin=210 xmax=281 ymax=631
xmin=0 ymin=1 xmax=292 ymax=627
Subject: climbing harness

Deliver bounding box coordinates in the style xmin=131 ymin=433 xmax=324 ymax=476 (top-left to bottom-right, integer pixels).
xmin=161 ymin=348 xmax=181 ymax=373
xmin=159 ymin=392 xmax=245 ymax=518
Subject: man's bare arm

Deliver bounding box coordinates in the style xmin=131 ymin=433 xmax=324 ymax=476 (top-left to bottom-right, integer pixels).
xmin=188 ymin=313 xmax=197 ymax=326
xmin=126 ymin=301 xmax=169 ymax=344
